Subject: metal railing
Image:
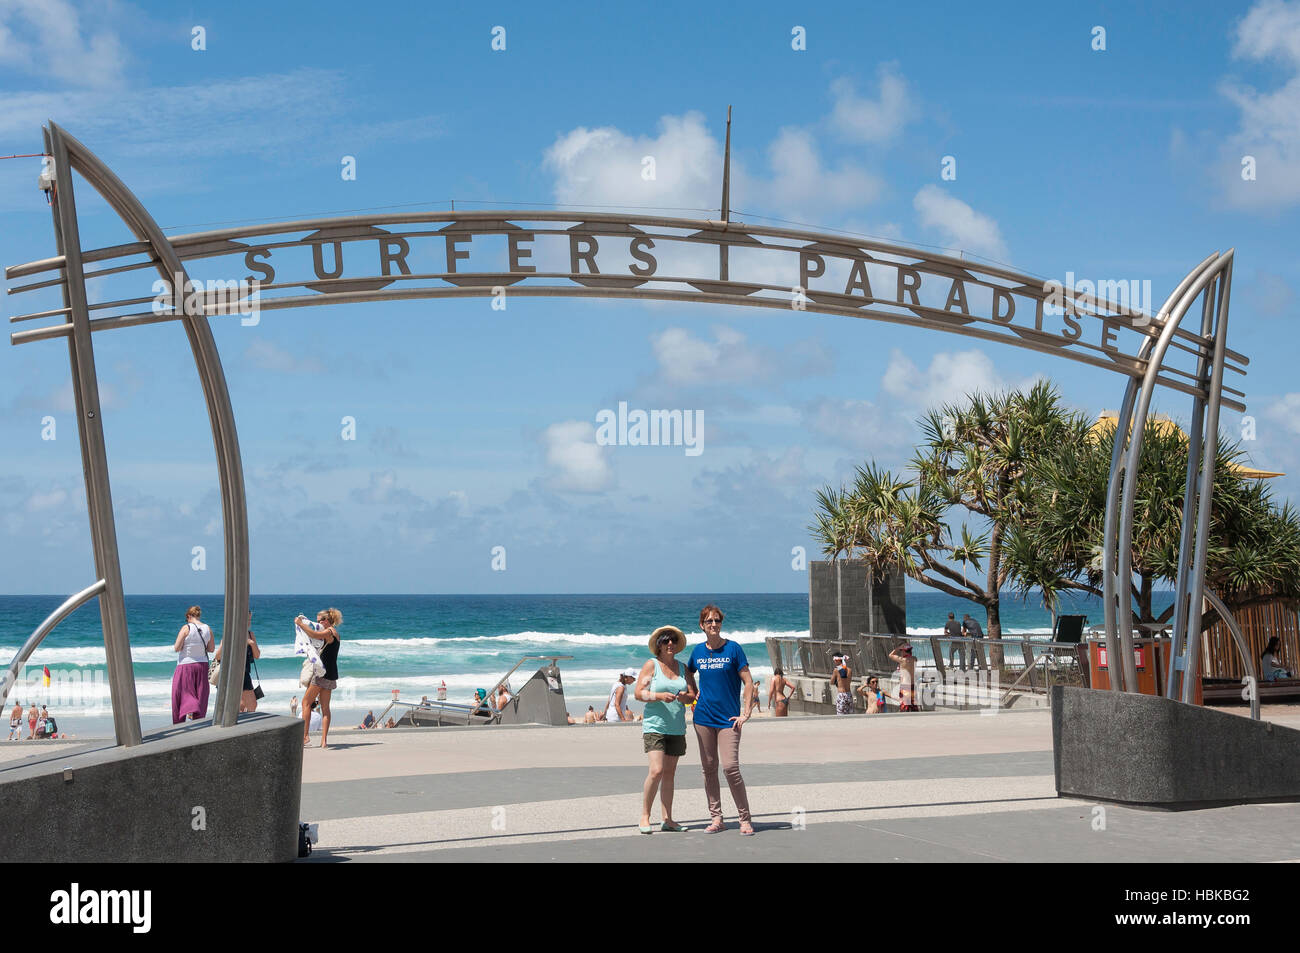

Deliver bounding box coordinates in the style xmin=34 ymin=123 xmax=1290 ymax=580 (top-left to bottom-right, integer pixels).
xmin=765 ymin=633 xmax=1089 ymax=708
xmin=369 ymin=655 xmax=575 ymax=728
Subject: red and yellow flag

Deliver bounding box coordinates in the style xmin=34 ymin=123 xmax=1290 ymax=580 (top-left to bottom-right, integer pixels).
xmin=42 ymin=665 xmax=50 ymax=687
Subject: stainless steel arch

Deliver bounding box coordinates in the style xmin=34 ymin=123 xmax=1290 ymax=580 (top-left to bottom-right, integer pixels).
xmin=4 ymin=126 xmax=1250 ymax=744
xmin=1099 ymin=253 xmax=1218 ymax=691
xmin=40 ymin=123 xmax=250 ymax=732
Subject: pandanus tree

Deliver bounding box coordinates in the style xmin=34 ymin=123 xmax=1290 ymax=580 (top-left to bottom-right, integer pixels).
xmin=811 ymin=381 xmax=1082 ymax=659
xmin=1005 ymin=415 xmax=1300 ymax=631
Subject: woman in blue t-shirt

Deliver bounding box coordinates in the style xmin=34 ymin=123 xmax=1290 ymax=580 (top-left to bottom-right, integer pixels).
xmin=684 ymin=604 xmax=756 ymax=835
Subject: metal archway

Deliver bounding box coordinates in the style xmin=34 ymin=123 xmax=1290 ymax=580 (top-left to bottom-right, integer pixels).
xmin=4 ymin=124 xmax=1248 ymax=744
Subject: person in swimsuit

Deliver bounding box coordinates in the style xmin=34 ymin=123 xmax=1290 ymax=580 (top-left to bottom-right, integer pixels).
xmin=889 ymin=642 xmax=919 ymax=711
xmin=296 ymin=608 xmax=341 ymax=748
xmin=605 ymin=670 xmax=637 ymax=722
xmin=831 ymin=655 xmax=854 ymax=714
xmin=27 ymin=702 xmax=38 ymax=739
xmin=769 ymin=668 xmax=794 ymax=716
xmin=8 ymin=701 xmax=22 ymax=740
xmin=634 ymin=625 xmax=695 ymax=833
xmin=857 ymin=675 xmax=886 ymax=713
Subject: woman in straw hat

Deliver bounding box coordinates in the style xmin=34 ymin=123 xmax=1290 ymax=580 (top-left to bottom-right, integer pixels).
xmin=633 ymin=625 xmax=695 ymax=833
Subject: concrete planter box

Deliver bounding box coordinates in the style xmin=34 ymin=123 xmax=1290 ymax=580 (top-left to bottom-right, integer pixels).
xmin=1051 ymin=686 xmax=1300 ymax=808
xmin=0 ymin=713 xmax=303 ymax=862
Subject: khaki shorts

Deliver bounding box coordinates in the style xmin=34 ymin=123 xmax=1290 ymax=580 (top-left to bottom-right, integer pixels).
xmin=643 ymin=732 xmax=687 ymax=757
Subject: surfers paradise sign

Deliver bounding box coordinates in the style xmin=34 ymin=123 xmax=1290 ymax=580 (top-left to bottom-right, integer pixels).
xmin=2 ymin=123 xmax=1249 ymax=741
xmin=15 ymin=210 xmax=1246 ymax=408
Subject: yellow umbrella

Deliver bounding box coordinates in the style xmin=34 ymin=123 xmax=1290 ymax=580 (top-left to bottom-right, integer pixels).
xmin=1089 ymin=412 xmax=1284 ymax=479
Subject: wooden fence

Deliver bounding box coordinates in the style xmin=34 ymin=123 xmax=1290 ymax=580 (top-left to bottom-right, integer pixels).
xmin=1201 ymin=601 xmax=1300 ymax=679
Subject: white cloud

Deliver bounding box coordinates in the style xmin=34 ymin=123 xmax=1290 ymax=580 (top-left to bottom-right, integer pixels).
xmin=882 ymin=347 xmax=1038 ymax=411
xmin=0 ymin=0 xmax=127 ymax=88
xmin=1263 ymin=392 xmax=1300 ymax=435
xmin=543 ymin=99 xmax=885 ymax=220
xmin=651 ymin=326 xmax=767 ymax=385
xmin=243 ymin=338 xmax=325 ymax=374
xmin=1250 ymin=269 xmax=1296 ymax=317
xmin=1216 ymin=0 xmax=1300 ymax=209
xmin=542 ymin=421 xmax=612 ymax=493
xmin=765 ymin=127 xmax=883 ymax=214
xmin=0 ymin=68 xmax=441 ymax=162
xmin=801 ymin=397 xmax=906 ymax=450
xmin=829 ymin=66 xmax=913 ymax=143
xmin=912 ymin=185 xmax=1009 ymax=260
xmin=26 ymin=489 xmax=68 ymax=512
xmin=545 ymin=111 xmax=722 ymax=212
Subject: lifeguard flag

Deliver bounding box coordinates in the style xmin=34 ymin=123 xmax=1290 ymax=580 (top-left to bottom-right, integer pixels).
xmin=43 ymin=665 xmax=50 ymax=687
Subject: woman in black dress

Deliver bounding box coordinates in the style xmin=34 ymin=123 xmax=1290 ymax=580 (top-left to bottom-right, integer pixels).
xmin=296 ymin=608 xmax=341 ymax=748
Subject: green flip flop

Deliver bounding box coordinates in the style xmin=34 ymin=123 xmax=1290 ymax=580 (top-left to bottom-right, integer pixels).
xmin=659 ymin=821 xmax=687 ymax=832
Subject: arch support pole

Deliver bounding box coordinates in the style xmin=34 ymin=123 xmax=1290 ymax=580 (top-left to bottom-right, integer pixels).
xmin=1102 ymin=253 xmax=1218 ymax=692
xmin=1181 ymin=255 xmax=1233 ymax=702
xmin=49 ymin=121 xmax=251 ymax=731
xmin=45 ymin=124 xmax=141 ymax=747
xmin=1166 ymin=280 xmax=1217 ymax=696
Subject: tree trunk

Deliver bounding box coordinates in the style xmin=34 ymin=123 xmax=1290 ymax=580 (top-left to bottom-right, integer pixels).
xmin=986 ymin=523 xmax=1005 ymax=669
xmin=986 ymin=600 xmax=1004 ymax=669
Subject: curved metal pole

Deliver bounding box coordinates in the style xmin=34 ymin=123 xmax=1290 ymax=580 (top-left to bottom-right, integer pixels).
xmin=45 ymin=124 xmax=141 ymax=747
xmin=1 ymin=580 xmax=107 ymax=707
xmin=1182 ymin=254 xmax=1234 ymax=701
xmin=1101 ymin=373 xmax=1143 ymax=691
xmin=1202 ymin=588 xmax=1258 ymax=721
xmin=1166 ymin=281 xmax=1218 ymax=696
xmin=1115 ymin=257 xmax=1228 ymax=692
xmin=51 ymin=122 xmax=250 ymax=729
xmin=1102 ymin=253 xmax=1218 ymax=690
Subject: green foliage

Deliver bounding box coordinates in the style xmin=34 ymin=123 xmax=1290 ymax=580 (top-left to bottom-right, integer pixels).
xmin=810 ymin=380 xmax=1300 ymax=631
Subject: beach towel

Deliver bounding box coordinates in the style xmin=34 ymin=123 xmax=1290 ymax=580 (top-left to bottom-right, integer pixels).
xmin=293 ymin=617 xmax=327 ymax=678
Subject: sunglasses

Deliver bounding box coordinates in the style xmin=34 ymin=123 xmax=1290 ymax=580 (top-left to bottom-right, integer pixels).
xmin=703 ymin=618 xmax=722 ymax=625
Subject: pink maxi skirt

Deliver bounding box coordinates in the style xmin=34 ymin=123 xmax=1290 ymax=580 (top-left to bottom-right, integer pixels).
xmin=172 ymin=662 xmax=210 ymax=724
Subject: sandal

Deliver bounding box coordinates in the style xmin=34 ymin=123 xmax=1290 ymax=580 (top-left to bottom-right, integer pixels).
xmin=739 ymin=822 xmax=755 ymax=836
xmin=660 ymin=821 xmax=687 ymax=832
xmin=704 ymin=820 xmax=725 ymax=834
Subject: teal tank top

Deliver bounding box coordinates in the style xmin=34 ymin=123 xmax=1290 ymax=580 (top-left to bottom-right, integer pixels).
xmin=642 ymin=659 xmax=687 ymax=736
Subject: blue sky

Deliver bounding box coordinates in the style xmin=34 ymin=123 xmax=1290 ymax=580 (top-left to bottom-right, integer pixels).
xmin=1 ymin=0 xmax=1297 ymax=595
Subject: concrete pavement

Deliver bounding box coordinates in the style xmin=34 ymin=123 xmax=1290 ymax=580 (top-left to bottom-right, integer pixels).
xmin=294 ymin=707 xmax=1300 ymax=862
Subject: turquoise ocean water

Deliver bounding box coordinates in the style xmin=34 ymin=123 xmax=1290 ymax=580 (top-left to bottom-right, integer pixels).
xmin=0 ymin=590 xmax=1160 ymax=734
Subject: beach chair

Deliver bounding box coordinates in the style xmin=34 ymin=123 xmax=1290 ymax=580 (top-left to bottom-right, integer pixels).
xmin=1050 ymin=615 xmax=1088 ymax=685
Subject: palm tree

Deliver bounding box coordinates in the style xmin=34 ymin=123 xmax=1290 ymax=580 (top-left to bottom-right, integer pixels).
xmin=811 ymin=382 xmax=1082 ymax=664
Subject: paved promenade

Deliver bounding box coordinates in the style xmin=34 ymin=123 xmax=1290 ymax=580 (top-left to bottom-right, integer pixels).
xmin=292 ymin=707 xmax=1300 ymax=863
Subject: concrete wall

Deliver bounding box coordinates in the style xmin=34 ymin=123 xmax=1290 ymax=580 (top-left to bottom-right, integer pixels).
xmin=0 ymin=713 xmax=302 ymax=862
xmin=1052 ymin=686 xmax=1300 ymax=807
xmin=498 ymin=665 xmax=569 ymax=726
xmin=809 ymin=560 xmax=906 ymax=641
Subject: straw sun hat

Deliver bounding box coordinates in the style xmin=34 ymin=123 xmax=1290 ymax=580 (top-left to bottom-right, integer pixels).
xmin=648 ymin=625 xmax=687 ymax=656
